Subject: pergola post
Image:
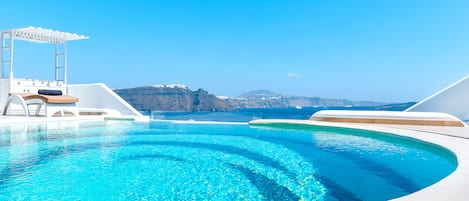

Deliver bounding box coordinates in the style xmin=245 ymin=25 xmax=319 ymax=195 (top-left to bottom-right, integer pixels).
xmin=55 ymin=42 xmax=67 ymax=83
xmin=1 ymin=31 xmax=14 ymax=79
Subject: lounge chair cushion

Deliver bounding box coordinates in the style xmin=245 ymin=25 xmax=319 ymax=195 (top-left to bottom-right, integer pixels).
xmin=38 ymin=89 xmax=62 ymax=96
xmin=17 ymin=93 xmax=79 ymax=104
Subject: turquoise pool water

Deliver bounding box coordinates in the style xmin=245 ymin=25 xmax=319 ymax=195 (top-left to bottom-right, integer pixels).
xmin=0 ymin=120 xmax=456 ymax=200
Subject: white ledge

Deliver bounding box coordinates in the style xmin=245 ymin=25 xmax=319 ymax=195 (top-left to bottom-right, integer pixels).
xmin=310 ymin=110 xmax=466 ymax=127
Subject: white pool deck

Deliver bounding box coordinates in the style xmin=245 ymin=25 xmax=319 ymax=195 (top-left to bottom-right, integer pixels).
xmin=250 ymin=119 xmax=469 ymax=201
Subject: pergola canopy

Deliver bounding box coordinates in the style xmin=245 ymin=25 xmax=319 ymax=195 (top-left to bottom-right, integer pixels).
xmin=0 ymin=26 xmax=89 ymax=43
xmin=1 ymin=26 xmax=89 ymax=82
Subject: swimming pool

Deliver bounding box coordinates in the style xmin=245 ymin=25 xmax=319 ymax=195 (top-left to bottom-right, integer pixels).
xmin=0 ymin=120 xmax=456 ymax=200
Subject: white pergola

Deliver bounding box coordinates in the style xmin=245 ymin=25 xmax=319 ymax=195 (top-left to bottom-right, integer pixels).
xmin=0 ymin=26 xmax=89 ymax=83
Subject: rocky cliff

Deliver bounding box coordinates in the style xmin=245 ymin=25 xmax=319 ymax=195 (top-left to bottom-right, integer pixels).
xmin=114 ymin=85 xmax=233 ymax=112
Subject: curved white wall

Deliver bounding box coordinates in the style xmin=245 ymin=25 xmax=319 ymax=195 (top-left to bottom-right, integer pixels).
xmin=68 ymin=83 xmax=142 ymax=116
xmin=406 ymin=75 xmax=469 ymax=121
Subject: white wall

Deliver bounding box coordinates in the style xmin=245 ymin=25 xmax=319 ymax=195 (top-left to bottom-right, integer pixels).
xmin=9 ymin=78 xmax=65 ymax=94
xmin=406 ymin=75 xmax=469 ymax=121
xmin=0 ymin=79 xmax=10 ymax=114
xmin=68 ymin=83 xmax=142 ymax=116
xmin=1 ymin=78 xmax=66 ymax=114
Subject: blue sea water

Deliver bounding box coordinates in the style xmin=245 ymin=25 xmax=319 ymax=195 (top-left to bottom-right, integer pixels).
xmin=0 ymin=120 xmax=456 ymax=200
xmin=150 ymin=106 xmax=407 ymax=122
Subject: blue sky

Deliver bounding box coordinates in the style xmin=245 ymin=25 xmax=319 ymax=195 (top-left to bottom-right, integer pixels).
xmin=0 ymin=0 xmax=468 ymax=102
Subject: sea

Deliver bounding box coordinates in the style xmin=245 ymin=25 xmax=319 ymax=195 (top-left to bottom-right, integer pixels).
xmin=148 ymin=105 xmax=410 ymax=122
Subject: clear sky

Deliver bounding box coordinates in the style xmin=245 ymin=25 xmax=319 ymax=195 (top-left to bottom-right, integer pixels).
xmin=0 ymin=0 xmax=468 ymax=102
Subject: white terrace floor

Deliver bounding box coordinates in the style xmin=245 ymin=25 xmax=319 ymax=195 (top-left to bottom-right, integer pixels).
xmin=250 ymin=119 xmax=469 ymax=201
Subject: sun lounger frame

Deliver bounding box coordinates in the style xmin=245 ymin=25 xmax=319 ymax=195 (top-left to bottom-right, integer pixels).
xmin=3 ymin=93 xmax=79 ymax=117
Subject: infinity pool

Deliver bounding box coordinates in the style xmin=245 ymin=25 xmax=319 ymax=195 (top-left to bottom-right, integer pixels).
xmin=0 ymin=120 xmax=456 ymax=200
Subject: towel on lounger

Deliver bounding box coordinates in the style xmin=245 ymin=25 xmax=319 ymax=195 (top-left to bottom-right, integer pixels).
xmin=38 ymin=89 xmax=63 ymax=96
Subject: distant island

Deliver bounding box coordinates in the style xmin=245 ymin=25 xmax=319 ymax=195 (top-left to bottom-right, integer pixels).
xmin=114 ymin=85 xmax=416 ymax=112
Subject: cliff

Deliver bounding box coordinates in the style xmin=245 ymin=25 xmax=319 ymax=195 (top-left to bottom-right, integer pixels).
xmin=114 ymin=85 xmax=234 ymax=112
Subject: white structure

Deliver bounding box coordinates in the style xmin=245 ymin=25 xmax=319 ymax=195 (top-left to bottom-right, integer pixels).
xmin=153 ymin=84 xmax=188 ymax=89
xmin=68 ymin=83 xmax=141 ymax=116
xmin=308 ymin=75 xmax=469 ymax=126
xmin=0 ymin=26 xmax=143 ymax=119
xmin=406 ymin=75 xmax=469 ymax=121
xmin=1 ymin=26 xmax=88 ymax=82
xmin=310 ymin=110 xmax=466 ymax=127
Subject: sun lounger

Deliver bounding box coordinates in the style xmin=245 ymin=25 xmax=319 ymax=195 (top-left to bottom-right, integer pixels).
xmin=3 ymin=93 xmax=79 ymax=117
